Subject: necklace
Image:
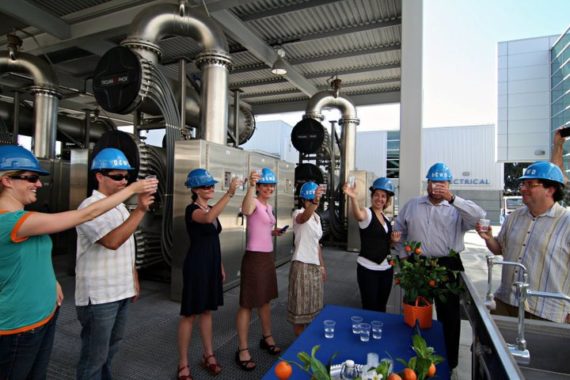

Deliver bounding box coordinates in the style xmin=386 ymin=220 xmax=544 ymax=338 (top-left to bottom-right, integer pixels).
xmin=195 ymin=202 xmax=210 ymax=213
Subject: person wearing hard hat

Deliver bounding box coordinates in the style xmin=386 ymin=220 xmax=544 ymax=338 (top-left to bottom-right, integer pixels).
xmin=395 ymin=162 xmax=486 ymax=371
xmin=287 ymin=181 xmax=326 ymax=336
xmin=477 ymin=161 xmax=570 ymax=324
xmin=235 ymin=168 xmax=287 ymax=371
xmin=176 ymin=169 xmax=241 ymax=379
xmin=343 ymin=177 xmax=401 ymax=312
xmin=74 ymin=148 xmax=158 ymax=380
xmin=0 ymin=145 xmax=156 ymax=380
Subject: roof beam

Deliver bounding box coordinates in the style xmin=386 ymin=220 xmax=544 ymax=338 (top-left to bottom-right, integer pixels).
xmin=269 ymin=19 xmax=401 ymax=45
xmin=240 ymin=0 xmax=344 ymax=21
xmin=231 ymin=44 xmax=400 ymax=74
xmin=251 ymin=90 xmax=400 ymax=114
xmin=0 ymin=0 xmax=71 ymax=39
xmin=212 ymin=9 xmax=318 ymax=96
xmin=240 ymin=77 xmax=400 ymax=98
xmin=2 ymin=0 xmax=167 ymax=55
xmin=304 ymin=63 xmax=400 ymax=79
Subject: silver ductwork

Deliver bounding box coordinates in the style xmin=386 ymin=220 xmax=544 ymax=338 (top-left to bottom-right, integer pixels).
xmin=121 ymin=2 xmax=231 ymax=145
xmin=0 ymin=101 xmax=115 ymax=143
xmin=0 ymin=49 xmax=60 ymax=158
xmin=304 ymin=89 xmax=359 ymax=183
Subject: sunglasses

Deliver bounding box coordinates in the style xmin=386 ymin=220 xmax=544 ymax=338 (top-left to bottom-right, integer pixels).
xmin=9 ymin=175 xmax=41 ymax=183
xmin=102 ymin=173 xmax=130 ymax=181
xmin=196 ymin=185 xmax=215 ymax=190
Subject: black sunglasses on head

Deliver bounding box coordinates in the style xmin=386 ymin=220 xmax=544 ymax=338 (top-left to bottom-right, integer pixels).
xmin=9 ymin=175 xmax=41 ymax=183
xmin=101 ymin=173 xmax=130 ymax=181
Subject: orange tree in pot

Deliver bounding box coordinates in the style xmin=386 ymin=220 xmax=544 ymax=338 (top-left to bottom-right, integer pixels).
xmin=389 ymin=241 xmax=463 ymax=328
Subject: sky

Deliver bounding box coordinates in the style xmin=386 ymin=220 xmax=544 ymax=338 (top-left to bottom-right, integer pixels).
xmin=257 ymin=0 xmax=570 ymax=132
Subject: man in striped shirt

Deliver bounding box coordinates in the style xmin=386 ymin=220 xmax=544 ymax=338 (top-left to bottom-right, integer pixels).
xmin=478 ymin=161 xmax=570 ymax=324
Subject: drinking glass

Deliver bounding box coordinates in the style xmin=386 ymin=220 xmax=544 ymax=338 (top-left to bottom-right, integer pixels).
xmin=359 ymin=323 xmax=371 ymax=342
xmin=323 ymin=320 xmax=336 ymax=339
xmin=351 ymin=316 xmax=363 ymax=334
xmin=371 ymin=320 xmax=383 ymax=340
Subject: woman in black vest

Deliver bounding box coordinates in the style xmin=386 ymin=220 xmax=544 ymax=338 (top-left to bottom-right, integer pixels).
xmin=343 ymin=177 xmax=401 ymax=312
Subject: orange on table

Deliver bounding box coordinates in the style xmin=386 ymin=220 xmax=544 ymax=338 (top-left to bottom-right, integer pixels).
xmin=427 ymin=363 xmax=437 ymax=377
xmin=387 ymin=374 xmax=403 ymax=380
xmin=401 ymin=368 xmax=417 ymax=380
xmin=275 ymin=360 xmax=293 ymax=380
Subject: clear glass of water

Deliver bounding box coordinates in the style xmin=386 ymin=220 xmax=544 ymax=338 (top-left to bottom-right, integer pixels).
xmin=359 ymin=323 xmax=371 ymax=342
xmin=323 ymin=320 xmax=336 ymax=339
xmin=371 ymin=320 xmax=383 ymax=339
xmin=351 ymin=316 xmax=363 ymax=334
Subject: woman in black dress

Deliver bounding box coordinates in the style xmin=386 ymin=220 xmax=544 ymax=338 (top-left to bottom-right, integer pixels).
xmin=177 ymin=168 xmax=240 ymax=380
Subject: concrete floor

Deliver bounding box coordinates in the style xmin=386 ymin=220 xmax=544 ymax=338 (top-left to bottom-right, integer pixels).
xmin=45 ymin=228 xmax=498 ymax=380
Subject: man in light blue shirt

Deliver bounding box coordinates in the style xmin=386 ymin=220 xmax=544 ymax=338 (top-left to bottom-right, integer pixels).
xmin=395 ymin=162 xmax=485 ymax=370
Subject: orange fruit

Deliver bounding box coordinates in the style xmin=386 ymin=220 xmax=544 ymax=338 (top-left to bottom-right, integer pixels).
xmin=414 ymin=247 xmax=422 ymax=255
xmin=390 ymin=260 xmax=396 ymax=266
xmin=427 ymin=363 xmax=436 ymax=377
xmin=405 ymin=245 xmax=412 ymax=252
xmin=428 ymin=279 xmax=437 ymax=288
xmin=401 ymin=368 xmax=417 ymax=380
xmin=275 ymin=360 xmax=292 ymax=380
xmin=388 ymin=374 xmax=403 ymax=380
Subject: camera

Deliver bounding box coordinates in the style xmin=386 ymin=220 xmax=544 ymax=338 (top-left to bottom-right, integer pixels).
xmin=559 ymin=127 xmax=570 ymax=138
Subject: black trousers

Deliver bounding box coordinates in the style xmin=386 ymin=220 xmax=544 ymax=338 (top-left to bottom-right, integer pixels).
xmin=434 ymin=289 xmax=460 ymax=370
xmin=356 ymin=264 xmax=394 ymax=312
xmin=433 ymin=256 xmax=464 ymax=370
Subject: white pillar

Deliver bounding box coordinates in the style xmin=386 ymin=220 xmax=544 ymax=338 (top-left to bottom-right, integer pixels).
xmin=398 ymin=0 xmax=424 ymax=207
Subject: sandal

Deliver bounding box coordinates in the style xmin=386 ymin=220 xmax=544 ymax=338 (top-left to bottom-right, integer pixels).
xmin=177 ymin=365 xmax=193 ymax=380
xmin=260 ymin=334 xmax=281 ymax=355
xmin=235 ymin=347 xmax=256 ymax=371
xmin=202 ymin=353 xmax=222 ymax=376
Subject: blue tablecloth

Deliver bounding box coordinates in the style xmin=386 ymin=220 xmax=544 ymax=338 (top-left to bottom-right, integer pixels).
xmin=262 ymin=304 xmax=450 ymax=379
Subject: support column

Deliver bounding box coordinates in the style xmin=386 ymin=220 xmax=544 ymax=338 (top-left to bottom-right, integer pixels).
xmin=398 ymin=0 xmax=424 ymax=207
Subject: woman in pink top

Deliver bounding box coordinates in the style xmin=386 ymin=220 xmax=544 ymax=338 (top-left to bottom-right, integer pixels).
xmin=235 ymin=168 xmax=286 ymax=371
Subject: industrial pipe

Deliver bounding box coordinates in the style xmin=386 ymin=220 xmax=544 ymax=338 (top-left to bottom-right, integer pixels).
xmin=121 ymin=2 xmax=231 ymax=145
xmin=0 ymin=101 xmax=115 ymax=143
xmin=0 ymin=50 xmax=60 ymax=158
xmin=304 ymin=89 xmax=360 ymax=184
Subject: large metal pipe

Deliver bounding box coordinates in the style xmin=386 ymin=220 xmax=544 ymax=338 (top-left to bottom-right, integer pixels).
xmin=0 ymin=51 xmax=60 ymax=158
xmin=304 ymin=90 xmax=360 ymax=183
xmin=121 ymin=2 xmax=231 ymax=145
xmin=0 ymin=101 xmax=114 ymax=142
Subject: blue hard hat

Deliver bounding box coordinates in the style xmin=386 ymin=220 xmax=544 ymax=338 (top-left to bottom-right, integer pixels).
xmin=185 ymin=168 xmax=218 ymax=188
xmin=426 ymin=162 xmax=452 ymax=181
xmin=300 ymin=181 xmax=318 ymax=200
xmin=369 ymin=177 xmax=394 ymax=195
xmin=91 ymin=148 xmax=134 ymax=171
xmin=519 ymin=161 xmax=564 ymax=185
xmin=257 ymin=168 xmax=277 ymax=184
xmin=0 ymin=145 xmax=49 ymax=175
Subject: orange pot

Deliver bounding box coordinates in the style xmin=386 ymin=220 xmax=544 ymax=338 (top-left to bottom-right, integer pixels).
xmin=403 ymin=296 xmax=433 ymax=328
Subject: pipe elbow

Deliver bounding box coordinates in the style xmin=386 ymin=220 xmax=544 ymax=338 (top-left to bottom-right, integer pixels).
xmin=127 ymin=4 xmax=228 ymax=57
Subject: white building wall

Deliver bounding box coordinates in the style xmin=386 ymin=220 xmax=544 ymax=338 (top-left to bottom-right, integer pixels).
xmin=241 ymin=120 xmax=298 ymax=163
xmin=353 ymin=125 xmax=503 ymax=191
xmin=421 ymin=125 xmax=503 ymax=191
xmin=497 ymin=36 xmax=559 ymax=162
xmin=355 ymin=131 xmax=387 ymax=177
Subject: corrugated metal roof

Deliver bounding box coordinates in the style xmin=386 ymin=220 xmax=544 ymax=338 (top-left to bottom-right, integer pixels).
xmin=0 ymin=0 xmax=403 ymax=115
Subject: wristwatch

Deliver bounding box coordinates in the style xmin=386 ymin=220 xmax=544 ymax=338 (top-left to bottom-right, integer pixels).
xmin=449 ymin=194 xmax=456 ymax=204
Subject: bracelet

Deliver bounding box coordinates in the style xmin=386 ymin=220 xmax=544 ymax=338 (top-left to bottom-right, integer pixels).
xmin=227 ymin=192 xmax=234 ymax=198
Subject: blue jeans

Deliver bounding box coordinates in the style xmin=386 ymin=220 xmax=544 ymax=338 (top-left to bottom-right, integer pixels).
xmin=0 ymin=307 xmax=59 ymax=380
xmin=76 ymin=299 xmax=129 ymax=380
